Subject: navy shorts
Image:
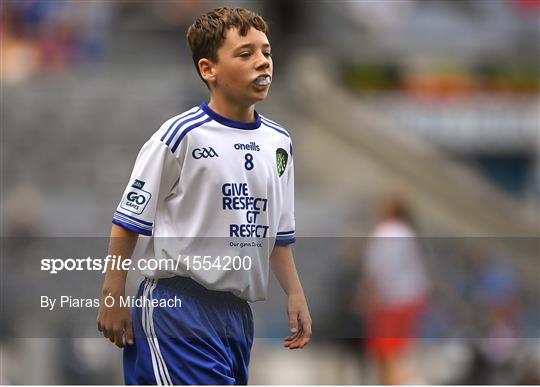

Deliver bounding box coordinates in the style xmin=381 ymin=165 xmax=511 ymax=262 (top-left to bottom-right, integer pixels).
xmin=123 ymin=277 xmax=254 ymax=385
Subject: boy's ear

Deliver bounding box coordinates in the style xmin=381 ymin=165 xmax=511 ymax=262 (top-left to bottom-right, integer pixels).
xmin=198 ymin=58 xmax=216 ymax=83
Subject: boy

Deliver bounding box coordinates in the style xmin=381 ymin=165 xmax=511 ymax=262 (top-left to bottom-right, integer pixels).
xmin=96 ymin=7 xmax=312 ymax=385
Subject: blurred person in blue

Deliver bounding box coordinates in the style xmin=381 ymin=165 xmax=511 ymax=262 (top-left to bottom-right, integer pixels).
xmin=458 ymin=247 xmax=523 ymax=384
xmin=0 ymin=0 xmax=112 ymax=80
xmin=362 ymin=196 xmax=430 ymax=384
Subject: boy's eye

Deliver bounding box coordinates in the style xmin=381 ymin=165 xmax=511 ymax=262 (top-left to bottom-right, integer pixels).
xmin=264 ymin=52 xmax=272 ymax=58
xmin=239 ymin=52 xmax=251 ymax=58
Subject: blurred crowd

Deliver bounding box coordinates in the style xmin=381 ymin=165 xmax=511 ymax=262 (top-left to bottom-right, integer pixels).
xmin=1 ymin=0 xmax=115 ymax=83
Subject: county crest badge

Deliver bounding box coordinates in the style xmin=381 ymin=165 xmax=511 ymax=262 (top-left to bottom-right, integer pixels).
xmin=276 ymin=148 xmax=288 ymax=177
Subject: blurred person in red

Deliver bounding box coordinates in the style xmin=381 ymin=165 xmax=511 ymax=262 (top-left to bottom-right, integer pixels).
xmin=361 ymin=196 xmax=430 ymax=384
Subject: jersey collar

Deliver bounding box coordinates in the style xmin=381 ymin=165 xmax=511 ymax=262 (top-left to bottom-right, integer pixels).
xmin=200 ymin=102 xmax=261 ymax=130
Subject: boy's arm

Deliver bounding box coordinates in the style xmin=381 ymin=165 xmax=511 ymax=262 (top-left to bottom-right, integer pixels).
xmin=269 ymin=244 xmax=312 ymax=349
xmin=97 ymin=223 xmax=139 ymax=348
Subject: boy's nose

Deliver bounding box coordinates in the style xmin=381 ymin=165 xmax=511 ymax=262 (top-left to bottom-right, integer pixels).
xmin=255 ymin=52 xmax=271 ymax=69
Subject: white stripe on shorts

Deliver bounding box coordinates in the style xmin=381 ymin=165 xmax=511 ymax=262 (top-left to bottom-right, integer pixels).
xmin=142 ymin=279 xmax=172 ymax=385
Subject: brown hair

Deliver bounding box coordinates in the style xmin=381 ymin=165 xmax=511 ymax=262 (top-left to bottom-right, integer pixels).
xmin=186 ymin=7 xmax=268 ymax=83
xmin=381 ymin=196 xmax=412 ymax=224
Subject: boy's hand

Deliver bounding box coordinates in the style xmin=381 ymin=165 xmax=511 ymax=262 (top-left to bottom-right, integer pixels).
xmin=96 ymin=291 xmax=133 ymax=348
xmin=284 ymin=293 xmax=312 ymax=349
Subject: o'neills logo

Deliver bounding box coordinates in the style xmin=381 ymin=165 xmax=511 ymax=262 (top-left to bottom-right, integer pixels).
xmin=234 ymin=142 xmax=260 ymax=151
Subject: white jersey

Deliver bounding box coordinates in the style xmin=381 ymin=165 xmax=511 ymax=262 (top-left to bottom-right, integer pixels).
xmin=112 ymin=103 xmax=295 ymax=301
xmin=364 ymin=220 xmax=429 ymax=306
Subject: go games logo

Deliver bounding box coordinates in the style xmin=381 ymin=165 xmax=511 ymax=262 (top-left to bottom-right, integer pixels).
xmin=120 ymin=179 xmax=152 ymax=214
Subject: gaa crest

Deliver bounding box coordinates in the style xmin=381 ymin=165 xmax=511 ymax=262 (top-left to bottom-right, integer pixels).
xmin=276 ymin=148 xmax=288 ymax=177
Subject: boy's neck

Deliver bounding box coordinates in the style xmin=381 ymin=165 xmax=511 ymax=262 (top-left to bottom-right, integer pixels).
xmin=207 ymin=98 xmax=256 ymax=123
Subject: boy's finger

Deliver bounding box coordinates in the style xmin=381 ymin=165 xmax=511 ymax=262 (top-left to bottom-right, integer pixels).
xmin=288 ymin=312 xmax=298 ymax=334
xmin=285 ymin=338 xmax=301 ymax=349
xmin=285 ymin=337 xmax=309 ymax=349
xmin=296 ymin=316 xmax=311 ymax=339
xmin=103 ymin=329 xmax=112 ymax=340
xmin=285 ymin=327 xmax=302 ymax=342
xmin=284 ymin=335 xmax=295 ymax=341
xmin=114 ymin=333 xmax=124 ymax=348
xmin=125 ymin=320 xmax=134 ymax=345
xmin=284 ymin=329 xmax=301 ymax=341
xmin=284 ymin=323 xmax=311 ymax=349
xmin=298 ymin=337 xmax=310 ymax=348
xmin=284 ymin=336 xmax=298 ymax=344
xmin=300 ymin=319 xmax=312 ymax=338
xmin=284 ymin=339 xmax=296 ymax=348
xmin=284 ymin=333 xmax=302 ymax=347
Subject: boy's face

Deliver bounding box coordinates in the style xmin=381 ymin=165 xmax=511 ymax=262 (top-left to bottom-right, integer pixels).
xmin=203 ymin=27 xmax=273 ymax=107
